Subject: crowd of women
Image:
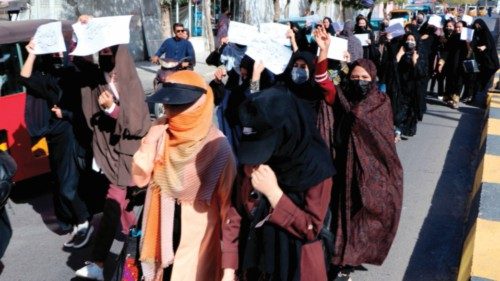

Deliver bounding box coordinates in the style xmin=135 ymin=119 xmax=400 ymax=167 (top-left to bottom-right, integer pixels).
xmin=13 ymin=11 xmax=499 ymax=281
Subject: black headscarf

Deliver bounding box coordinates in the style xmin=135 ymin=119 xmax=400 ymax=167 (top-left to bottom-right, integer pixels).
xmin=473 ymin=18 xmax=500 ymax=72
xmin=239 ymin=86 xmax=335 ymax=191
xmin=239 ymin=86 xmax=335 ymax=279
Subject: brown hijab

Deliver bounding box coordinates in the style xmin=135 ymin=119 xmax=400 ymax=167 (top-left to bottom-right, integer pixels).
xmin=333 ymin=59 xmax=404 ymax=266
xmin=79 ymin=44 xmax=151 ymax=187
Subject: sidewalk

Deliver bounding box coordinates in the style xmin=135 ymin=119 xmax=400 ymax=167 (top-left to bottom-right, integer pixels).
xmin=134 ymin=58 xmax=217 ymax=96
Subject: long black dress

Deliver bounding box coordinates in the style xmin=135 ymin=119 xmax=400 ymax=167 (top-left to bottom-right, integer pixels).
xmin=473 ymin=19 xmax=500 ymax=93
xmin=395 ymin=50 xmax=427 ymax=136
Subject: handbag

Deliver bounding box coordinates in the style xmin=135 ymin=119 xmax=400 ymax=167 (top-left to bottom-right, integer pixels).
xmin=462 ymin=53 xmax=480 ymax=74
xmin=111 ymin=227 xmax=142 ymax=281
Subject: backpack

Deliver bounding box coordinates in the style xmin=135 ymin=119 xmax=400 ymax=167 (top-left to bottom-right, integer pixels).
xmin=0 ymin=151 xmax=17 ymax=208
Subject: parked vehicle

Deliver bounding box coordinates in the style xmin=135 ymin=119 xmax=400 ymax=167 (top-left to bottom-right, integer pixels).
xmin=0 ymin=19 xmax=72 ymax=182
xmin=404 ymin=4 xmax=433 ymax=15
xmin=390 ymin=9 xmax=414 ymax=25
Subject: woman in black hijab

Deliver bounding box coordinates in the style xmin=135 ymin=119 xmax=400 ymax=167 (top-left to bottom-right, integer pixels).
xmin=223 ymin=85 xmax=335 ymax=281
xmin=442 ymin=21 xmax=472 ymax=108
xmin=472 ymin=18 xmax=500 ymax=98
xmin=394 ymin=32 xmax=427 ymax=138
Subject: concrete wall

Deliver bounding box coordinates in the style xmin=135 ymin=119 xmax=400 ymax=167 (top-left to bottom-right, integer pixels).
xmin=23 ymin=0 xmax=162 ymax=61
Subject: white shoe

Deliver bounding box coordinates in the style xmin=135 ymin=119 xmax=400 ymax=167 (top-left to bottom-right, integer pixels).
xmin=75 ymin=261 xmax=104 ymax=281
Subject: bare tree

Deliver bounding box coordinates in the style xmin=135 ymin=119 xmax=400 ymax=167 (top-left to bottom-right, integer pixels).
xmin=202 ymin=0 xmax=215 ymax=51
xmin=160 ymin=0 xmax=172 ymax=38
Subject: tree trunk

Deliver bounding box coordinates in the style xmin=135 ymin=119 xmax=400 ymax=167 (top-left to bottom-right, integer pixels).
xmin=274 ymin=0 xmax=281 ymax=22
xmin=161 ymin=4 xmax=172 ymax=38
xmin=203 ymin=0 xmax=215 ymax=52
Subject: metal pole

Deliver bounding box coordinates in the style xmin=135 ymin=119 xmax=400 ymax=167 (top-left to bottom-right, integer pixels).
xmin=189 ymin=0 xmax=192 ymax=34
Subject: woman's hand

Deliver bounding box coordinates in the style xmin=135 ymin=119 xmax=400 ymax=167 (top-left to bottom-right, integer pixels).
xmin=477 ymin=45 xmax=486 ymax=52
xmin=396 ymin=46 xmax=405 ymax=62
xmin=250 ymin=165 xmax=283 ymax=207
xmin=98 ymin=90 xmax=114 ymax=109
xmin=313 ymin=25 xmax=331 ymax=52
xmin=51 ymin=105 xmax=63 ymax=119
xmin=412 ymin=51 xmax=419 ymax=65
xmin=214 ymin=67 xmax=227 ymax=82
xmin=25 ymin=39 xmax=35 ymax=55
xmin=252 ymin=60 xmax=265 ymax=82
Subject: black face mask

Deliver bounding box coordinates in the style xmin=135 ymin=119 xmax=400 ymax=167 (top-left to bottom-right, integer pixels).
xmin=350 ymin=79 xmax=371 ymax=97
xmin=417 ymin=18 xmax=424 ymax=24
xmin=98 ymin=55 xmax=115 ymax=73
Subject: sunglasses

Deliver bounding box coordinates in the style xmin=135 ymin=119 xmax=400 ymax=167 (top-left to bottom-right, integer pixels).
xmin=175 ymin=29 xmax=185 ymax=33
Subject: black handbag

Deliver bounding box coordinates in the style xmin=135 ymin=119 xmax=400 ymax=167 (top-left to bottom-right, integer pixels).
xmin=463 ymin=53 xmax=480 ymax=74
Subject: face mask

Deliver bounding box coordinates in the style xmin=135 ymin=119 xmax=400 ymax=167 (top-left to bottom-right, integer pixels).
xmin=350 ymin=79 xmax=371 ymax=96
xmin=98 ymin=55 xmax=115 ymax=73
xmin=417 ymin=18 xmax=424 ymax=24
xmin=291 ymin=67 xmax=309 ymax=84
xmin=406 ymin=41 xmax=416 ymax=50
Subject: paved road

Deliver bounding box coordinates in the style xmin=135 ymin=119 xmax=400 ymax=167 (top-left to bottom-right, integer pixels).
xmin=0 ymin=61 xmax=483 ymax=280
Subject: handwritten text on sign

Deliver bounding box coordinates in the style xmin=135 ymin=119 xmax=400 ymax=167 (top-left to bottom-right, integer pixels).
xmin=71 ymin=15 xmax=132 ymax=56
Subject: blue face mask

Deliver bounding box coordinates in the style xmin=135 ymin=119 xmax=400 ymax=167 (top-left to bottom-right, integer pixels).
xmin=291 ymin=67 xmax=309 ymax=84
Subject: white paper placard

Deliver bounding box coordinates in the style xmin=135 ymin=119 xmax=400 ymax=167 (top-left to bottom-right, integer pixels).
xmin=33 ymin=21 xmax=67 ymax=55
xmin=386 ymin=23 xmax=405 ymax=38
xmin=462 ymin=15 xmax=473 ymax=26
xmin=259 ymin=22 xmax=291 ymax=46
xmin=461 ymin=27 xmax=474 ymax=42
xmin=245 ymin=37 xmax=293 ymax=75
xmin=428 ymin=15 xmax=443 ymax=28
xmin=355 ymin=34 xmax=370 ymax=46
xmin=71 ymin=15 xmax=132 ymax=56
xmin=389 ymin=18 xmax=406 ymax=28
xmin=319 ymin=36 xmax=348 ymax=61
xmin=227 ymin=21 xmax=259 ymax=46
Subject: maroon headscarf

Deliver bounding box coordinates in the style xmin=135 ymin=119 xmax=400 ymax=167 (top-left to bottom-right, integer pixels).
xmin=333 ymin=59 xmax=404 ymax=266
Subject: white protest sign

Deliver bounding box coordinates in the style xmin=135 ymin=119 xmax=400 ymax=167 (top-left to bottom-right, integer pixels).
xmin=428 ymin=15 xmax=443 ymax=28
xmin=355 ymin=34 xmax=370 ymax=46
xmin=227 ymin=21 xmax=259 ymax=45
xmin=245 ymin=37 xmax=293 ymax=75
xmin=319 ymin=36 xmax=348 ymax=61
xmin=71 ymin=15 xmax=132 ymax=56
xmin=33 ymin=21 xmax=67 ymax=55
xmin=461 ymin=27 xmax=474 ymax=42
xmin=462 ymin=15 xmax=473 ymax=26
xmin=386 ymin=23 xmax=405 ymax=38
xmin=389 ymin=18 xmax=405 ymax=28
xmin=259 ymin=22 xmax=291 ymax=46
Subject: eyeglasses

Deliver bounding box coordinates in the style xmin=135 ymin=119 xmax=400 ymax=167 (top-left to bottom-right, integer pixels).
xmin=175 ymin=29 xmax=185 ymax=33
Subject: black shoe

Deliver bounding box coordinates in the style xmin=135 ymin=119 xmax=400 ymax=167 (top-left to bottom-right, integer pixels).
xmin=67 ymin=225 xmax=94 ymax=249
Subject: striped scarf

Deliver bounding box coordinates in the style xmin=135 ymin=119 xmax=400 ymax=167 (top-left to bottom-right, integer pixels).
xmin=140 ymin=87 xmax=230 ymax=280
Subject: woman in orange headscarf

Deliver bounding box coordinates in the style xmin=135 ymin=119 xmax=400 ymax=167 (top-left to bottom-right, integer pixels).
xmin=132 ymin=70 xmax=237 ymax=281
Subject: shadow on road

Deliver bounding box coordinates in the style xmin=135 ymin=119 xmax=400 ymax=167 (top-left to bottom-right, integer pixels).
xmin=402 ymin=105 xmax=484 ymax=280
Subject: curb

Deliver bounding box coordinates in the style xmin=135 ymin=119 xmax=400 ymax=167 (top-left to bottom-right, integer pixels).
xmin=457 ymin=87 xmax=500 ymax=281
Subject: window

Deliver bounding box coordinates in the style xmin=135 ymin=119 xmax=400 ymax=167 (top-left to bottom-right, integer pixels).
xmin=0 ymin=43 xmax=24 ymax=96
